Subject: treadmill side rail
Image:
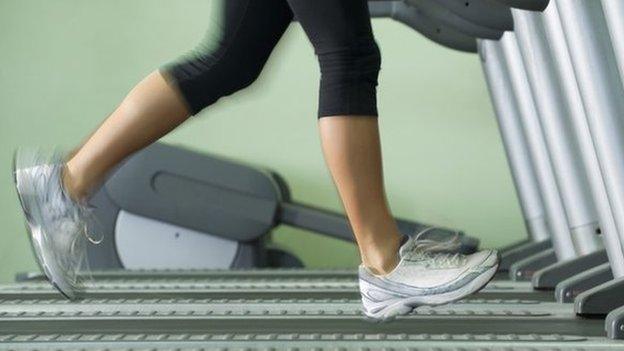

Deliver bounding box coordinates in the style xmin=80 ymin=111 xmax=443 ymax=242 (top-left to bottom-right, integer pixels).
xmin=532 ymin=250 xmax=609 ymax=289
xmin=497 ymin=0 xmax=549 ymax=11
xmin=555 ymin=263 xmax=613 ymax=303
xmin=606 ymin=304 xmax=624 ymax=340
xmin=499 ymin=240 xmax=552 ymax=271
xmin=509 ymin=249 xmax=558 ymax=281
xmin=575 ymin=277 xmax=624 ymax=316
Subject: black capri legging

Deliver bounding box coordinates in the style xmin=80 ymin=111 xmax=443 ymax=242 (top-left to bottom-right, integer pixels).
xmin=162 ymin=0 xmax=381 ymax=118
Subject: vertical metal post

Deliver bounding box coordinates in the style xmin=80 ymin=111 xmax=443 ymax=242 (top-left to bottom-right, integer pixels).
xmin=541 ymin=2 xmax=624 ymax=277
xmin=498 ymin=32 xmax=577 ymax=261
xmin=555 ymin=0 xmax=624 ymax=276
xmin=478 ymin=39 xmax=550 ymax=243
xmin=511 ymin=9 xmax=601 ymax=255
xmin=601 ymin=0 xmax=624 ymax=82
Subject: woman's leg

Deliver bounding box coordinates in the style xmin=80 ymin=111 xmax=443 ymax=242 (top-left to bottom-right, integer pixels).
xmin=64 ymin=71 xmax=189 ymax=200
xmin=17 ymin=0 xmax=295 ymax=300
xmin=287 ymin=0 xmax=401 ymax=275
xmin=289 ymin=0 xmax=498 ymax=320
xmin=319 ymin=116 xmax=402 ymax=275
xmin=64 ymin=0 xmax=293 ymax=201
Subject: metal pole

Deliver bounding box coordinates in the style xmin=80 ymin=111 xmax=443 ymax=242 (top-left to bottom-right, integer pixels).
xmin=511 ymin=9 xmax=601 ymax=255
xmin=555 ymin=0 xmax=624 ymax=275
xmin=498 ymin=32 xmax=577 ymax=261
xmin=601 ymin=0 xmax=624 ymax=82
xmin=541 ymin=1 xmax=624 ymax=277
xmin=478 ymin=39 xmax=550 ymax=243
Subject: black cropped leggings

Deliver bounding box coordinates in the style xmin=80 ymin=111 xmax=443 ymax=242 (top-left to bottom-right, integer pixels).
xmin=163 ymin=0 xmax=381 ymax=118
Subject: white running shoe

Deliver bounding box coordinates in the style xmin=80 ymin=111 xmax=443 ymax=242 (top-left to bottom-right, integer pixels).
xmin=359 ymin=229 xmax=499 ymax=321
xmin=13 ymin=148 xmax=97 ymax=300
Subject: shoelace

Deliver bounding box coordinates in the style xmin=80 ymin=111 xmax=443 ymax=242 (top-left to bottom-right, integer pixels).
xmin=76 ymin=203 xmax=104 ymax=245
xmin=42 ymin=162 xmax=103 ymax=245
xmin=402 ymin=227 xmax=467 ymax=268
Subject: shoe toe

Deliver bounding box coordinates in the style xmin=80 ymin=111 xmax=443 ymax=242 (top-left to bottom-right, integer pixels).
xmin=44 ymin=260 xmax=81 ymax=300
xmin=52 ymin=280 xmax=77 ymax=300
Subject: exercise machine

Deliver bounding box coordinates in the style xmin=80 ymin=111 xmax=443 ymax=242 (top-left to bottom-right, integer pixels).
xmin=18 ymin=0 xmax=610 ymax=301
xmin=83 ymin=142 xmax=479 ymax=271
xmin=15 ymin=0 xmax=606 ymax=301
xmin=370 ymin=0 xmax=559 ymax=278
xmin=6 ymin=0 xmax=624 ymax=349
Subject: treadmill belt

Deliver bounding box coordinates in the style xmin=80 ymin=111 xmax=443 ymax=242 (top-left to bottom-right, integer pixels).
xmin=1 ymin=332 xmax=620 ymax=350
xmin=0 ymin=279 xmax=552 ymax=301
xmin=15 ymin=269 xmax=359 ymax=281
xmin=0 ymin=298 xmax=603 ymax=336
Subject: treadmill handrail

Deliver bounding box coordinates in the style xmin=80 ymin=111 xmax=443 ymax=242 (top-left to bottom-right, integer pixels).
xmin=369 ymin=1 xmax=478 ymax=52
xmin=496 ymin=0 xmax=549 ymax=12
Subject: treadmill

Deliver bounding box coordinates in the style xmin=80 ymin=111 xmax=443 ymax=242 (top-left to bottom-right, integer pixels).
xmin=3 ymin=0 xmax=624 ymax=349
xmin=9 ymin=0 xmax=615 ymax=302
xmin=408 ymin=0 xmax=613 ymax=299
xmin=12 ymin=0 xmax=601 ymax=302
xmin=555 ymin=0 xmax=624 ymax=340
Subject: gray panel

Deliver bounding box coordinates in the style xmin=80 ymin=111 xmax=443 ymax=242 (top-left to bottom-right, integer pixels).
xmin=509 ymin=249 xmax=557 ymax=281
xmin=532 ymin=250 xmax=609 ymax=290
xmin=407 ymin=0 xmax=514 ymax=30
xmin=104 ymin=143 xmax=281 ymax=242
xmin=369 ymin=1 xmax=478 ymax=52
xmin=606 ymin=304 xmax=624 ymax=339
xmin=114 ymin=211 xmax=240 ymax=270
xmin=555 ymin=263 xmax=613 ymax=303
xmin=499 ymin=241 xmax=552 ymax=271
xmin=496 ymin=0 xmax=549 ymax=11
xmin=575 ymin=277 xmax=624 ymax=316
xmin=409 ymin=0 xmax=504 ymax=39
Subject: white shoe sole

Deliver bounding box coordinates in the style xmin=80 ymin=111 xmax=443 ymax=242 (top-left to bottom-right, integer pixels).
xmin=363 ymin=262 xmax=499 ymax=321
xmin=13 ymin=149 xmax=79 ymax=300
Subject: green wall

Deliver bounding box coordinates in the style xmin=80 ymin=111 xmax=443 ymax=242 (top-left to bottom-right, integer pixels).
xmin=0 ymin=0 xmax=526 ymax=282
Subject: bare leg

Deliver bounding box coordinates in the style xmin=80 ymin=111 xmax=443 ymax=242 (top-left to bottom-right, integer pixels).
xmin=319 ymin=116 xmax=402 ymax=275
xmin=63 ymin=70 xmax=190 ymax=200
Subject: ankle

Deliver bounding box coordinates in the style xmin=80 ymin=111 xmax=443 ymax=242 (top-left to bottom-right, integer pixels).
xmin=363 ymin=253 xmax=399 ymax=276
xmin=62 ymin=164 xmax=89 ymax=202
xmin=360 ymin=234 xmax=403 ymax=276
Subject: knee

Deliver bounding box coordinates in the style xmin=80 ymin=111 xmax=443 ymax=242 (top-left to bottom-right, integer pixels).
xmin=318 ymin=39 xmax=381 ymax=86
xmin=317 ymin=39 xmax=381 ymax=117
xmin=163 ymin=45 xmax=265 ymax=115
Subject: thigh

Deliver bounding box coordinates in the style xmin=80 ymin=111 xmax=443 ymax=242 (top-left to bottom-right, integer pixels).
xmin=200 ymin=0 xmax=293 ymax=57
xmin=286 ymin=0 xmax=381 ymax=117
xmin=286 ymin=0 xmax=375 ymax=53
xmin=163 ymin=0 xmax=294 ymax=114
